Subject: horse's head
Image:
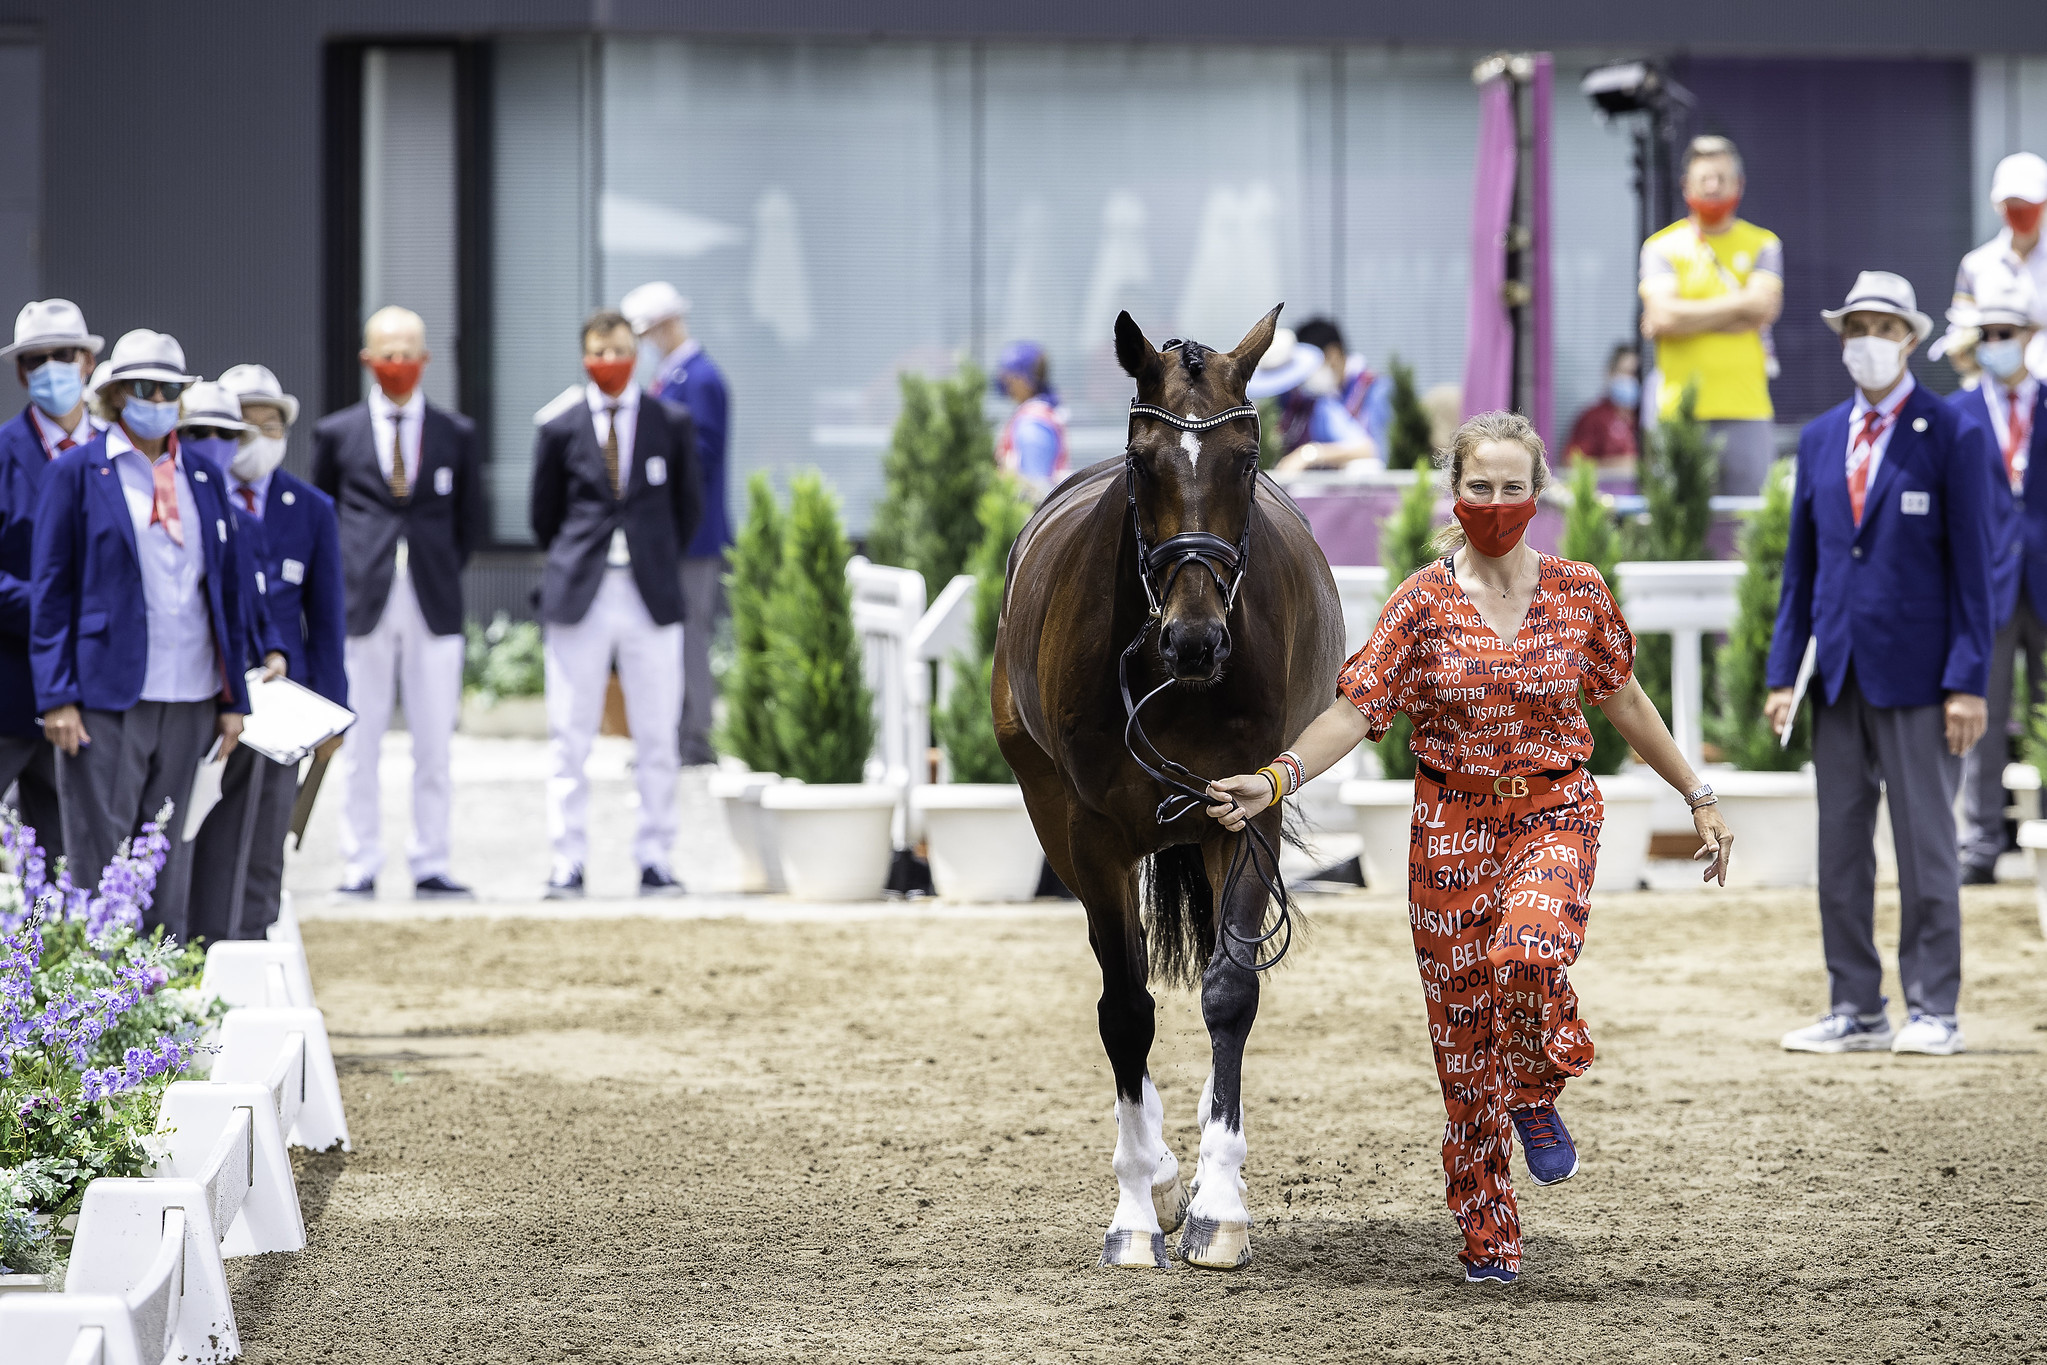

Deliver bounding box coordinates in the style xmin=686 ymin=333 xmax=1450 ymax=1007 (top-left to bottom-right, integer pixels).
xmin=1114 ymin=304 xmax=1282 ymax=685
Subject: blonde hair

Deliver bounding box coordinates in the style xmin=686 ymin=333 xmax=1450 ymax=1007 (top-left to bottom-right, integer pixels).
xmin=1429 ymin=410 xmax=1552 ymax=556
xmin=90 ymin=379 xmax=129 ymax=425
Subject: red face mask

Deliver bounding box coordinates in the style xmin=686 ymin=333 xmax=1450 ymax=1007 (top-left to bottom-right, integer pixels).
xmin=367 ymin=357 xmax=424 ymax=400
xmin=1685 ymin=192 xmax=1740 ymax=229
xmin=583 ymin=355 xmax=635 ymax=397
xmin=1455 ymin=497 xmax=1539 ymax=559
xmin=2005 ymin=200 xmax=2045 ymax=236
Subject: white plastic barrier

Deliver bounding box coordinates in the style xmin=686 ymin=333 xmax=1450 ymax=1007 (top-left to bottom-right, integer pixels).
xmin=1 ymin=1294 xmax=139 ymax=1364
xmin=213 ymin=1007 xmax=349 ymax=1153
xmin=264 ymin=891 xmax=301 ymax=947
xmin=0 ymin=1209 xmax=184 ymax=1365
xmin=198 ymin=940 xmax=316 ymax=1012
xmin=154 ymin=1073 xmax=305 ymax=1258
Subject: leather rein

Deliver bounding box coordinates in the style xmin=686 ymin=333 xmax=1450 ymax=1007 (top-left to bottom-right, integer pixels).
xmin=1116 ymin=387 xmax=1293 ymax=973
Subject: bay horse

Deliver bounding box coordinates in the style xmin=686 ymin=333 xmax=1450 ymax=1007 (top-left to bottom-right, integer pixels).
xmin=993 ymin=306 xmax=1344 ymax=1270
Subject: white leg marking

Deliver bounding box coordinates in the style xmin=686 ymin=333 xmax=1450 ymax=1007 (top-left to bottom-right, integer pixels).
xmin=1109 ymin=1077 xmax=1170 ymax=1235
xmin=1180 ymin=428 xmax=1202 ymax=470
xmin=1179 ymin=1071 xmax=1253 ymax=1269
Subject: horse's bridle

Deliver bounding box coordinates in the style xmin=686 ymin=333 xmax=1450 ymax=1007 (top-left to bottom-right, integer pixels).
xmin=1117 ymin=375 xmax=1292 ymax=973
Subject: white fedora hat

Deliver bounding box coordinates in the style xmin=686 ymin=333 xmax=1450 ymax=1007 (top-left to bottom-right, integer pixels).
xmin=1245 ymin=330 xmax=1326 ymax=399
xmin=620 ymin=280 xmax=690 ymax=334
xmin=178 ymin=381 xmax=254 ymax=433
xmin=103 ymin=329 xmax=199 ymax=386
xmin=1990 ymin=151 xmax=2047 ymax=205
xmin=1821 ymin=271 xmax=1933 ymax=344
xmin=0 ymin=298 xmax=103 ymax=363
xmin=1969 ymin=278 xmax=2038 ymax=331
xmin=217 ymin=362 xmax=300 ymax=427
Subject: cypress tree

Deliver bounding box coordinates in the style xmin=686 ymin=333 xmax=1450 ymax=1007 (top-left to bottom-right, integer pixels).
xmin=765 ymin=473 xmax=876 ymax=786
xmin=1374 ymin=472 xmax=1441 ymax=779
xmin=717 ymin=473 xmax=786 ymax=773
xmin=1559 ymin=457 xmax=1630 ymax=775
xmin=1385 ymin=355 xmax=1434 ymax=470
xmin=934 ymin=481 xmax=1033 ymax=784
xmin=1709 ymin=457 xmax=1809 ymax=769
xmin=1627 ymin=382 xmax=1721 ymax=722
xmin=867 ymin=361 xmax=994 ymax=591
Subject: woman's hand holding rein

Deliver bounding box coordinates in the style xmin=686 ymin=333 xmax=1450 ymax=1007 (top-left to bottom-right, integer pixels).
xmin=1205 ymin=697 xmax=1374 ymax=832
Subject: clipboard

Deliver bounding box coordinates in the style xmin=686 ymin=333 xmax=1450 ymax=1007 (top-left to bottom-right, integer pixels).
xmin=238 ymin=670 xmax=356 ymax=767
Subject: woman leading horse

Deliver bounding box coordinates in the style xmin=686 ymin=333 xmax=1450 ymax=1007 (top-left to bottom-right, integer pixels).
xmin=1207 ymin=410 xmax=1733 ymax=1286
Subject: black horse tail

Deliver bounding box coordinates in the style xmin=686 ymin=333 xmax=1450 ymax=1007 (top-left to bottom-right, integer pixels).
xmin=1142 ymin=844 xmax=1217 ymax=990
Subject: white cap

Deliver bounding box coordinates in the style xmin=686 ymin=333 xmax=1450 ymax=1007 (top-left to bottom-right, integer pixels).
xmin=0 ymin=299 xmax=103 ymax=363
xmin=620 ymin=281 xmax=690 ymax=334
xmin=1990 ymin=151 xmax=2047 ymax=206
xmin=102 ymin=329 xmax=199 ymax=386
xmin=1820 ymin=271 xmax=1933 ymax=344
xmin=218 ymin=362 xmax=300 ymax=427
xmin=178 ymin=381 xmax=253 ymax=433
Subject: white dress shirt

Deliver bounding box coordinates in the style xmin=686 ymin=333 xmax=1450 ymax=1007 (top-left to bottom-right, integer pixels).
xmin=1955 ymin=227 xmax=2047 ymax=379
xmin=367 ymin=385 xmax=424 ymax=489
xmin=108 ymin=427 xmax=219 ymax=703
xmin=29 ymin=404 xmax=102 ymax=459
xmin=1846 ymin=370 xmax=1917 ymax=492
xmin=588 ymin=381 xmax=640 ymax=567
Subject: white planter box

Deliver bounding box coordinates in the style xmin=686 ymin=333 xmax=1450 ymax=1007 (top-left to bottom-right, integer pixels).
xmin=2016 ymin=819 xmax=2047 ymax=940
xmin=459 ymin=693 xmax=549 ymax=738
xmin=1338 ymin=778 xmax=1415 ymax=892
xmin=910 ymin=784 xmax=1042 ymax=902
xmin=1592 ymin=773 xmax=1657 ymax=893
xmin=707 ymin=770 xmax=786 ymax=893
xmin=1711 ymin=768 xmax=1819 ymax=888
xmin=759 ymin=782 xmax=899 ymax=901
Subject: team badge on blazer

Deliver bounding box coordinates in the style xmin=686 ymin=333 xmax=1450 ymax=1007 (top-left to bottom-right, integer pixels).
xmin=434 ymin=465 xmax=454 ymax=496
xmin=282 ymin=558 xmax=306 ymax=584
xmin=1901 ymin=491 xmax=1930 ymax=515
xmin=646 ymin=455 xmax=667 ymax=486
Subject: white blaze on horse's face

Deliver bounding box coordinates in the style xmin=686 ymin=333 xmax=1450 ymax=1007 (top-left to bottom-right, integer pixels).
xmin=1180 ymin=425 xmax=1202 ymax=471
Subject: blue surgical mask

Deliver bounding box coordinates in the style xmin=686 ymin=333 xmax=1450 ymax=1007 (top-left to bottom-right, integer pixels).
xmin=27 ymin=359 xmax=83 ymax=419
xmin=1607 ymin=374 xmax=1641 ymax=409
xmin=179 ymin=434 xmax=238 ymax=470
xmin=1977 ymin=338 xmax=2027 ymax=381
xmin=121 ymin=397 xmax=181 ymax=441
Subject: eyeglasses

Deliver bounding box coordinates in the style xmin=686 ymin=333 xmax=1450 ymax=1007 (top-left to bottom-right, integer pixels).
xmin=244 ymin=415 xmax=288 ymax=439
xmin=181 ymin=425 xmax=242 ymax=442
xmin=19 ymin=347 xmax=84 ymax=369
xmin=126 ymin=379 xmax=187 ymax=401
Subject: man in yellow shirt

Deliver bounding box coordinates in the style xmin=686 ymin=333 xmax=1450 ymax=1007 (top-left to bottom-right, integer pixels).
xmin=1640 ymin=135 xmax=1785 ymax=495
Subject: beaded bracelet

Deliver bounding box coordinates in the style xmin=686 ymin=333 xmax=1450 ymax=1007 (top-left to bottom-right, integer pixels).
xmin=1275 ymin=751 xmax=1307 ymax=796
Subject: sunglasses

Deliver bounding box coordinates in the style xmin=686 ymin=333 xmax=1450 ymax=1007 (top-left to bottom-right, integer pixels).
xmin=127 ymin=379 xmax=187 ymax=401
xmin=1981 ymin=326 xmax=2027 ymax=343
xmin=181 ymin=425 xmax=244 ymax=442
xmin=19 ymin=347 xmax=85 ymax=368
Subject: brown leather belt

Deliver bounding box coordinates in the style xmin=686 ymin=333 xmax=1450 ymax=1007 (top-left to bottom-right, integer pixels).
xmin=1416 ymin=760 xmax=1585 ymax=800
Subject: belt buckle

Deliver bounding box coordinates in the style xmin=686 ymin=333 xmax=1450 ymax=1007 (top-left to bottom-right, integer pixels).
xmin=1493 ymin=775 xmax=1529 ymax=799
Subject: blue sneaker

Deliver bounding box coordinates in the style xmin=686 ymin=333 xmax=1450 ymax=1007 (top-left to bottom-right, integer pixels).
xmin=1510 ymin=1104 xmax=1580 ymax=1186
xmin=1465 ymin=1260 xmax=1518 ymax=1285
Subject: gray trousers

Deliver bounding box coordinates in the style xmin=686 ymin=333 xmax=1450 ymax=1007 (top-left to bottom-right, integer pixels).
xmin=1814 ymin=677 xmax=1964 ymax=1018
xmin=0 ymin=731 xmax=63 ymax=859
xmin=1706 ymin=418 xmax=1777 ymax=497
xmin=56 ymin=700 xmax=217 ymax=943
xmin=1959 ymin=598 xmax=2047 ymax=870
xmin=188 ymin=746 xmax=295 ymax=942
xmin=679 ymin=555 xmax=724 ymax=766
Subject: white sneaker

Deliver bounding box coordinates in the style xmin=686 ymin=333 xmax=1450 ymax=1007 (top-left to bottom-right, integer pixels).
xmin=1891 ymin=1012 xmax=1966 ymax=1056
xmin=1781 ymin=1011 xmax=1893 ymax=1053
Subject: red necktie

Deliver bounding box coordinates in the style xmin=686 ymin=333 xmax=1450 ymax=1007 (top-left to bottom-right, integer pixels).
xmin=54 ymin=437 xmax=73 ymax=454
xmin=2007 ymin=390 xmax=2027 ymax=491
xmin=1848 ymin=409 xmax=1885 ymax=525
xmin=150 ymin=455 xmax=184 ymax=547
xmin=239 ymin=486 xmax=258 ymax=514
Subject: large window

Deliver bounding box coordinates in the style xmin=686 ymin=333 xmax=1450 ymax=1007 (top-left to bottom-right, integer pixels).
xmin=475 ymin=37 xmax=1637 ymax=542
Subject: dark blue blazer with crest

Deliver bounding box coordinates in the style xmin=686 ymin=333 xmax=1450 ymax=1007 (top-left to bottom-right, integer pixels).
xmin=29 ymin=434 xmax=253 ymax=716
xmin=236 ymin=470 xmax=348 ymax=707
xmin=0 ymin=407 xmax=63 ymax=736
xmin=1946 ymin=381 xmax=2047 ymax=626
xmin=1767 ymin=381 xmax=2000 ymax=710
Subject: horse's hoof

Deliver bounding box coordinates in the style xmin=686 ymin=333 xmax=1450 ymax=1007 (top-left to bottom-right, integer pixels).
xmin=1177 ymin=1215 xmax=1252 ymax=1271
xmin=1152 ymin=1171 xmax=1190 ymax=1234
xmin=1099 ymin=1230 xmax=1171 ymax=1270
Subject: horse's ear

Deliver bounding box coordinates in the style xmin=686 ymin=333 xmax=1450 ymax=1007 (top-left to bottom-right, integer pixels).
xmin=1114 ymin=311 xmax=1160 ymax=384
xmin=1227 ymin=304 xmax=1285 ymax=379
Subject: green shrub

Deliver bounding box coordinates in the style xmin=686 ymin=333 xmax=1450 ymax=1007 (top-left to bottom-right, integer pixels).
xmin=1385 ymin=355 xmax=1434 ymax=470
xmin=463 ymin=612 xmax=544 ymax=703
xmin=867 ymin=362 xmax=994 ymax=591
xmin=765 ymin=473 xmax=875 ymax=785
xmin=1627 ymin=382 xmax=1720 ymax=723
xmin=934 ymin=482 xmax=1033 ymax=783
xmin=1374 ymin=472 xmax=1441 ymax=779
xmin=719 ymin=474 xmax=787 ymax=774
xmin=1709 ymin=458 xmax=1809 ymax=769
xmin=1256 ymin=397 xmax=1284 ymax=471
xmin=1559 ymin=458 xmax=1630 ymax=776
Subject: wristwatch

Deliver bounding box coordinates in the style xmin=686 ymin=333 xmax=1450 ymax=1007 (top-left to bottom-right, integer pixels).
xmin=1683 ymin=783 xmax=1716 ymax=809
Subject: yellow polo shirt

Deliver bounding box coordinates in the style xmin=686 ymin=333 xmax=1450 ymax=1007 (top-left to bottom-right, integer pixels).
xmin=1639 ymin=217 xmax=1783 ymax=421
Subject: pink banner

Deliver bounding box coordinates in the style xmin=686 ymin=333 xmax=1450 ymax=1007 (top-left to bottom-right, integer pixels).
xmin=1531 ymin=53 xmax=1554 ymax=447
xmin=1462 ymin=74 xmax=1516 ymax=418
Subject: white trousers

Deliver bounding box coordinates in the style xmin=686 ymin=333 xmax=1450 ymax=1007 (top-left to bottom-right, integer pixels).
xmin=544 ymin=568 xmax=682 ymax=875
xmin=339 ymin=569 xmax=465 ymax=884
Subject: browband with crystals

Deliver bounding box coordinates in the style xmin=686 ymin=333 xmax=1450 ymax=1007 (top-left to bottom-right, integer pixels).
xmin=1128 ymin=400 xmax=1260 ymax=433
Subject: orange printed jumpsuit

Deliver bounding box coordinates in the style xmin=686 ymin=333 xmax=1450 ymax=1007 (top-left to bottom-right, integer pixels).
xmin=1337 ymin=554 xmax=1635 ymax=1272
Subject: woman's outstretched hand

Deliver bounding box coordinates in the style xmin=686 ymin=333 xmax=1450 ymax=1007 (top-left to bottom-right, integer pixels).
xmin=1205 ymin=775 xmax=1276 ymax=832
xmin=1693 ymin=802 xmax=1734 ymax=886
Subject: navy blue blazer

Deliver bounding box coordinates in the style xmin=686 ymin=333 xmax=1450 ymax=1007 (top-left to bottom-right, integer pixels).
xmin=1946 ymin=382 xmax=2047 ymax=625
xmin=655 ymin=348 xmax=730 ymax=556
xmin=1768 ymin=382 xmax=2000 ymax=709
xmin=234 ymin=471 xmax=348 ymax=707
xmin=29 ymin=435 xmax=253 ymax=716
xmin=0 ymin=407 xmax=63 ymax=736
